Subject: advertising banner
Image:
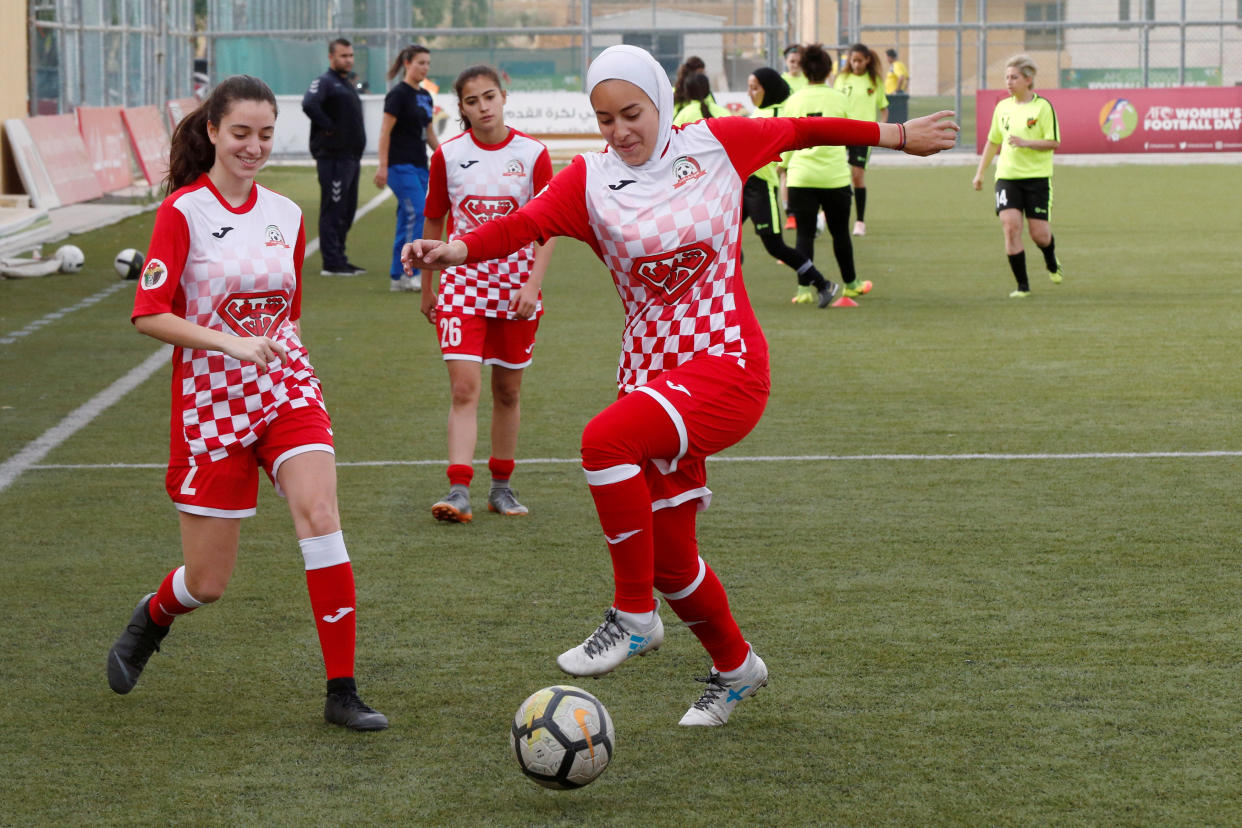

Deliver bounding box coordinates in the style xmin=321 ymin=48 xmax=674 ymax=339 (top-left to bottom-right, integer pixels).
xmin=121 ymin=105 xmax=170 ymax=186
xmin=976 ymin=86 xmax=1242 ymax=154
xmin=3 ymin=119 xmax=61 ymax=210
xmin=166 ymin=97 xmax=199 ymax=130
xmin=77 ymin=106 xmax=135 ymax=191
xmin=22 ymin=114 xmax=105 ymax=206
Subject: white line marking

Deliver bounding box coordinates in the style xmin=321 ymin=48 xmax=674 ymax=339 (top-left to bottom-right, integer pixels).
xmin=0 ymin=189 xmax=393 ymax=494
xmin=0 ymin=281 xmax=131 ymax=345
xmin=0 ymin=346 xmax=173 ymax=493
xmin=24 ymin=449 xmax=1242 ymax=473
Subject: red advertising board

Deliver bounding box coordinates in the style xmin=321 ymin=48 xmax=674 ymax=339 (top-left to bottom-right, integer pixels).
xmin=976 ymin=86 xmax=1242 ymax=154
xmin=121 ymin=105 xmax=170 ymax=186
xmin=77 ymin=106 xmax=135 ymax=192
xmin=22 ymin=114 xmax=105 ymax=205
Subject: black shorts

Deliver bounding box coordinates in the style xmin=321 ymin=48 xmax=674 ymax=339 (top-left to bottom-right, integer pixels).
xmin=742 ymin=176 xmax=781 ymax=235
xmin=846 ymin=145 xmax=871 ymax=169
xmin=994 ymin=177 xmax=1052 ymax=220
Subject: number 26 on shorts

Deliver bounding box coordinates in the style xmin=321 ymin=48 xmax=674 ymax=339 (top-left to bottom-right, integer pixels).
xmin=438 ymin=315 xmax=462 ymax=348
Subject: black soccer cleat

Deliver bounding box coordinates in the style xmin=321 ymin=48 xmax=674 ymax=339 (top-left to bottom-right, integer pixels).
xmin=324 ymin=677 xmax=389 ymax=731
xmin=817 ymin=280 xmax=841 ymax=309
xmin=107 ymin=593 xmax=170 ymax=694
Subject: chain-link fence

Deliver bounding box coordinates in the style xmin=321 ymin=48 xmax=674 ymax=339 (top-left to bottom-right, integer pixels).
xmin=29 ymin=0 xmax=197 ymax=115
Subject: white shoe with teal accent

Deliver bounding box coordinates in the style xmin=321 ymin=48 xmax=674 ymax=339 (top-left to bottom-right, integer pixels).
xmin=556 ymin=603 xmax=664 ymax=677
xmin=678 ymin=648 xmax=769 ymax=726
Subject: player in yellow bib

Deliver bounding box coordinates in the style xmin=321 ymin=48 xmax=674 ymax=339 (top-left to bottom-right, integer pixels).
xmin=972 ymin=54 xmax=1065 ymax=298
xmin=833 ymin=44 xmax=888 ymax=236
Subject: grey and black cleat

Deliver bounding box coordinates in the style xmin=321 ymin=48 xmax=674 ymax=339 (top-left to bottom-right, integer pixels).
xmin=107 ymin=593 xmax=170 ymax=694
xmin=324 ymin=677 xmax=389 ymax=731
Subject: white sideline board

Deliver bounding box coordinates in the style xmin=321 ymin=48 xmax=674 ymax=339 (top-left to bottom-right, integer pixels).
xmin=4 ymin=118 xmax=62 ymax=210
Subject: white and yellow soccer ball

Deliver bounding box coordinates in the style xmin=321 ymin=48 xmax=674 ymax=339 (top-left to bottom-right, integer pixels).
xmin=510 ymin=685 xmax=615 ymax=789
xmin=113 ymin=248 xmax=145 ymax=280
xmin=55 ymin=245 xmax=85 ymax=273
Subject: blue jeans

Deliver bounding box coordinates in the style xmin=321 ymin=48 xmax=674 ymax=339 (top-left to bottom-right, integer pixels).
xmin=387 ymin=164 xmax=429 ymax=279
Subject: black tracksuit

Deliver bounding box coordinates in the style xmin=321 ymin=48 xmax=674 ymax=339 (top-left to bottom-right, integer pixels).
xmin=302 ymin=70 xmax=366 ymax=270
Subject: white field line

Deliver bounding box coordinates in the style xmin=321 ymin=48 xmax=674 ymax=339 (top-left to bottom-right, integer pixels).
xmin=0 ymin=189 xmax=393 ymax=495
xmin=0 ymin=281 xmax=131 ymax=345
xmin=25 ymin=449 xmax=1242 ymax=473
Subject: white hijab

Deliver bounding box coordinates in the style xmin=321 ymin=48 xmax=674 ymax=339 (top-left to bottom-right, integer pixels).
xmin=585 ymin=45 xmax=675 ymax=172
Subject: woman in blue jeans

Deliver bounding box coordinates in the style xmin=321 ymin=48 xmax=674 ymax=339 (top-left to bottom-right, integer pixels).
xmin=375 ymin=44 xmax=440 ymax=292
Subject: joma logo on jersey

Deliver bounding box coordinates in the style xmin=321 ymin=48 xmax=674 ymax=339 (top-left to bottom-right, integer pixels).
xmin=220 ymin=291 xmax=290 ymax=338
xmin=461 ymin=195 xmax=519 ymax=226
xmin=671 ymin=156 xmax=707 ymax=188
xmin=502 ymin=159 xmax=526 ymax=177
xmin=629 ymin=242 xmax=715 ymax=303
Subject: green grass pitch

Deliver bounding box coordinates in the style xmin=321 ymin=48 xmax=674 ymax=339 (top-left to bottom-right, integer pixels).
xmin=2 ymin=159 xmax=1241 ymax=825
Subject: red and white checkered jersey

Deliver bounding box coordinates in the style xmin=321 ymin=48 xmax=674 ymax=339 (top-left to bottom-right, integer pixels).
xmin=131 ymin=173 xmax=319 ymax=464
xmin=425 ymin=129 xmax=553 ymax=319
xmin=459 ymin=116 xmax=879 ymax=392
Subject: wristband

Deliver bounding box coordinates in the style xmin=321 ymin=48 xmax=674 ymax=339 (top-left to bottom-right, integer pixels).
xmin=896 ymin=122 xmax=906 ymax=151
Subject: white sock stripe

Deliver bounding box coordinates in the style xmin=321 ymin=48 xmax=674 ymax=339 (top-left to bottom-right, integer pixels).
xmin=582 ymin=463 xmax=642 ymax=486
xmin=171 ymin=565 xmax=204 ymax=608
xmin=660 ymin=557 xmax=707 ymax=602
xmin=651 ymin=487 xmax=713 ymax=512
xmin=298 ymin=529 xmax=350 ymax=571
xmin=634 ymin=386 xmax=688 ymax=473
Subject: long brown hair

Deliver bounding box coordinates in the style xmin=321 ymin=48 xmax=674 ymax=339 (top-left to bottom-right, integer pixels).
xmin=453 ymin=65 xmax=504 ymax=130
xmin=387 ymin=44 xmax=430 ymax=82
xmin=673 ymin=56 xmax=706 ymax=107
xmin=165 ymin=75 xmax=277 ymax=193
xmin=848 ymin=43 xmax=884 ymax=87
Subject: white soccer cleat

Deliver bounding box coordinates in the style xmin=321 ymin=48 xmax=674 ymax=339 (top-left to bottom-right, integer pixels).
xmin=853 ymin=220 xmax=866 ymax=237
xmin=678 ymin=648 xmax=768 ymax=727
xmin=556 ymin=604 xmax=664 ymax=677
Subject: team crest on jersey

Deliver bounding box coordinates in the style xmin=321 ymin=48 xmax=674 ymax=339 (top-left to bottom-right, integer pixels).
xmin=671 ymin=156 xmax=707 ymax=188
xmin=629 ymin=242 xmax=715 ymax=303
xmin=1026 ymin=117 xmax=1038 ymax=128
xmin=140 ymin=258 xmax=168 ymax=291
xmin=264 ymin=225 xmax=289 ymax=248
xmin=502 ymin=159 xmax=526 ymax=177
xmin=461 ymin=195 xmax=519 ymax=227
xmin=219 ymin=291 xmax=290 ymax=338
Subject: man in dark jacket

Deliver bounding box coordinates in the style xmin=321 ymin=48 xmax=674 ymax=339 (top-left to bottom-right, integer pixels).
xmin=303 ymin=38 xmax=367 ymax=276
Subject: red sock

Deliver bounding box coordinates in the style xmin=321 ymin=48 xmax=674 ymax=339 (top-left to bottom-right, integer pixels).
xmin=447 ymin=464 xmax=473 ymax=488
xmin=586 ymin=470 xmax=656 ymax=613
xmin=488 ymin=456 xmax=515 ymax=484
xmin=300 ymin=531 xmax=356 ymax=680
xmin=148 ymin=565 xmax=203 ymax=626
xmin=652 ymin=503 xmax=749 ymax=672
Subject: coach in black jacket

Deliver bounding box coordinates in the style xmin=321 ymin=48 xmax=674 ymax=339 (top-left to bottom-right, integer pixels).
xmin=303 ymin=38 xmax=367 ymax=276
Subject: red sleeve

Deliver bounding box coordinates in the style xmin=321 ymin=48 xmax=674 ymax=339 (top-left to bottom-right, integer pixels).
xmin=131 ymin=199 xmax=190 ymax=322
xmin=291 ymin=219 xmax=306 ymax=322
xmin=531 ymin=147 xmax=554 ymax=194
xmin=424 ymin=147 xmax=449 ymax=219
xmin=706 ymin=116 xmax=882 ymax=179
xmin=460 ymin=155 xmax=596 ymax=262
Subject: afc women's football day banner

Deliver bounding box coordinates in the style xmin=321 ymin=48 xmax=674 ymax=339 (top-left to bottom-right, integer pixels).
xmin=976 ymin=86 xmax=1242 ymax=154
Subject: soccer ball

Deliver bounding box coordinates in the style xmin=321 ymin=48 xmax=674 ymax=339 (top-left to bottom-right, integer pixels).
xmin=55 ymin=245 xmax=85 ymax=273
xmin=510 ymin=685 xmax=615 ymax=789
xmin=114 ymin=248 xmax=145 ymax=280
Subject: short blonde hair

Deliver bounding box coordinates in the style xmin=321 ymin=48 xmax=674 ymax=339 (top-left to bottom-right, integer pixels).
xmin=1006 ymin=54 xmax=1037 ymax=81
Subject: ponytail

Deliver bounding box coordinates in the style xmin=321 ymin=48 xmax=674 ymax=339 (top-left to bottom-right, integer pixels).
xmin=388 ymin=44 xmax=430 ymax=82
xmin=165 ymin=74 xmax=276 ymax=193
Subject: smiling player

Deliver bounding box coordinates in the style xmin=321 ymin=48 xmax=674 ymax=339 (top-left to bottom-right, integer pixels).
xmin=106 ymin=75 xmax=387 ymax=732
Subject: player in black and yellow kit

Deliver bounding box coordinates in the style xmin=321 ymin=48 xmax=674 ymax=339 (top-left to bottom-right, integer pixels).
xmin=972 ymin=54 xmax=1065 ymax=298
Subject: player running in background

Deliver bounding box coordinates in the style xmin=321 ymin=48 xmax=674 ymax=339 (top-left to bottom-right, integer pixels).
xmin=783 ymin=44 xmax=874 ymax=302
xmin=743 ymin=67 xmax=842 ymax=308
xmin=421 ymin=65 xmax=555 ymax=523
xmin=833 ymin=43 xmax=889 ymax=237
xmin=106 ymin=75 xmax=387 ymax=732
xmin=972 ymin=54 xmax=1064 ymax=298
xmin=404 ymin=45 xmax=958 ymax=726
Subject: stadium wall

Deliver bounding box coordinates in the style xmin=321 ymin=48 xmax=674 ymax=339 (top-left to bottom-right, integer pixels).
xmin=0 ymin=6 xmax=29 ymax=195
